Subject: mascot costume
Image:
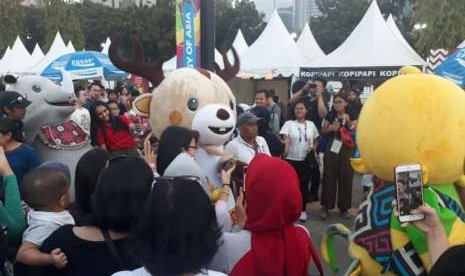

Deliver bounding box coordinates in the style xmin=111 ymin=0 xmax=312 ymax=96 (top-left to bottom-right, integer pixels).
xmin=322 ymin=67 xmax=465 ymax=275
xmin=4 ymin=75 xmax=92 ymax=198
xmin=108 ymin=35 xmax=239 ymax=203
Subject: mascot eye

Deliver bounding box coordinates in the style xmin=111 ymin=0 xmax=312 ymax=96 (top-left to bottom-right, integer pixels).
xmin=187 ymin=98 xmax=199 ymax=111
xmin=32 ymin=85 xmax=42 ymax=93
xmin=229 ymin=100 xmax=234 ymax=111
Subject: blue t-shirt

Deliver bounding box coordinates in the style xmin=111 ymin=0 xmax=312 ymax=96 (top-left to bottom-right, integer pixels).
xmin=2 ymin=144 xmax=41 ymax=191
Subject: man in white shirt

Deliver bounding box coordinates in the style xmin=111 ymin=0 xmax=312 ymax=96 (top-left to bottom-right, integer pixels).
xmin=70 ymin=85 xmax=91 ymax=136
xmin=225 ymin=113 xmax=270 ymax=164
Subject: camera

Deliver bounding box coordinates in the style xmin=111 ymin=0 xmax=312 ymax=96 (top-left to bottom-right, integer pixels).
xmin=309 ymin=83 xmax=317 ymax=89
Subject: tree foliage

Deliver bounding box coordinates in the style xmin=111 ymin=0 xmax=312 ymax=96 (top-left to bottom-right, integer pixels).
xmin=412 ymin=0 xmax=465 ymax=55
xmin=43 ymin=0 xmax=85 ymax=51
xmin=0 ymin=0 xmax=24 ymax=54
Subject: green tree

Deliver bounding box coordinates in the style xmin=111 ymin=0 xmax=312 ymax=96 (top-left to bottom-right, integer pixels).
xmin=215 ymin=0 xmax=266 ymax=48
xmin=22 ymin=5 xmax=47 ymax=53
xmin=43 ymin=0 xmax=85 ymax=51
xmin=0 ymin=0 xmax=25 ymax=54
xmin=412 ymin=0 xmax=465 ymax=55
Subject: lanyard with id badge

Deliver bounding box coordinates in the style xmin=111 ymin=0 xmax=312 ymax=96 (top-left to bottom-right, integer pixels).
xmin=329 ymin=117 xmax=344 ymax=154
xmin=297 ymin=122 xmax=311 ymax=158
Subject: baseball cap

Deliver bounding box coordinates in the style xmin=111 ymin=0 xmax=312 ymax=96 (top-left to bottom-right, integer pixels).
xmin=0 ymin=91 xmax=31 ymax=108
xmin=237 ymin=112 xmax=261 ymax=126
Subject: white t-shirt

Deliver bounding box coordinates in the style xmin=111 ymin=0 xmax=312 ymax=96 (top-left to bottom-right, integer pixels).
xmin=280 ymin=120 xmax=319 ymax=161
xmin=70 ymin=107 xmax=91 ymax=135
xmin=224 ymin=135 xmax=270 ymax=164
xmin=23 ymin=210 xmax=75 ymax=246
xmin=112 ymin=267 xmax=226 ymax=276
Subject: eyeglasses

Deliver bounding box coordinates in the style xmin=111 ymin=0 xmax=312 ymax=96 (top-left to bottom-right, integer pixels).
xmin=187 ymin=145 xmax=199 ymax=149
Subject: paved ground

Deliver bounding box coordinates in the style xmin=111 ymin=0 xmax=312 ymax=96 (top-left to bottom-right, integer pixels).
xmin=303 ymin=174 xmax=364 ymax=276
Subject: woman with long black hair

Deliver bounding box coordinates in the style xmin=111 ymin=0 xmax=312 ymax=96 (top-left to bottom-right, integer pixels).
xmin=89 ymin=101 xmax=139 ymax=157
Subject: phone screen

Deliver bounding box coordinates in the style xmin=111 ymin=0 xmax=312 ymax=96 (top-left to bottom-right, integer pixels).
xmin=395 ymin=166 xmax=424 ymax=221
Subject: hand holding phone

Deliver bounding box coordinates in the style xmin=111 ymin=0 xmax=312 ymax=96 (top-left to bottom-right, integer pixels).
xmin=395 ymin=164 xmax=425 ymax=222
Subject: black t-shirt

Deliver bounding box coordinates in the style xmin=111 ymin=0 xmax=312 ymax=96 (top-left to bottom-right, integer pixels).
xmin=305 ymin=92 xmax=330 ymax=131
xmin=17 ymin=225 xmax=140 ymax=276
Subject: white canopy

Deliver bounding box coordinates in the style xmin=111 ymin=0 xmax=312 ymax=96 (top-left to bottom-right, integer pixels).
xmin=309 ymin=0 xmax=426 ymax=68
xmin=30 ymin=44 xmax=45 ymax=66
xmin=239 ymin=10 xmax=306 ymax=77
xmin=232 ymin=29 xmax=249 ymax=54
xmin=0 ymin=36 xmax=31 ymax=74
xmin=0 ymin=47 xmax=12 ymax=74
xmin=297 ymin=24 xmax=325 ymax=63
xmin=386 ymin=15 xmax=424 ymax=64
xmin=67 ymin=41 xmax=76 ymax=52
xmin=24 ymin=32 xmax=73 ymax=74
xmin=458 ymin=40 xmax=465 ymax=48
xmin=101 ymin=37 xmax=111 ymax=54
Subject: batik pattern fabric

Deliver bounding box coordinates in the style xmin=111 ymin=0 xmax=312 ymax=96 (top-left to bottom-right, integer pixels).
xmin=352 ymin=177 xmax=465 ymax=275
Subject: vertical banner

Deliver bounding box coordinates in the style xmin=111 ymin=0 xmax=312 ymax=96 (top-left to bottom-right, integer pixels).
xmin=176 ymin=0 xmax=201 ymax=68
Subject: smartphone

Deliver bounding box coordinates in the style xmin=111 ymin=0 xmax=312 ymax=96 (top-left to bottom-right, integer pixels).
xmin=395 ymin=164 xmax=425 ymax=222
xmin=222 ymin=158 xmax=236 ymax=171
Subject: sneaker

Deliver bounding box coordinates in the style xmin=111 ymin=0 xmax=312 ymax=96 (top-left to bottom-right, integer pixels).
xmin=319 ymin=208 xmax=328 ymax=220
xmin=299 ymin=212 xmax=308 ymax=222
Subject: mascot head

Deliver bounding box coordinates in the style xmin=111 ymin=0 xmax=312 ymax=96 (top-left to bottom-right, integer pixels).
xmin=352 ymin=67 xmax=465 ymax=184
xmin=109 ymin=35 xmax=239 ymax=146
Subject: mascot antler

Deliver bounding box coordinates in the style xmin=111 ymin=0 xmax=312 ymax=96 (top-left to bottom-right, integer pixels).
xmin=109 ymin=33 xmax=165 ymax=87
xmin=214 ymin=46 xmax=240 ymax=81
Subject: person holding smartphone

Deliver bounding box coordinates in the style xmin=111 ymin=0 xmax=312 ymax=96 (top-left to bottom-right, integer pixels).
xmin=280 ymin=101 xmax=319 ymax=222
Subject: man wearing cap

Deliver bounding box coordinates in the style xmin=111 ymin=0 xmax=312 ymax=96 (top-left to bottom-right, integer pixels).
xmin=0 ymin=91 xmax=31 ymax=142
xmin=225 ymin=112 xmax=271 ymax=165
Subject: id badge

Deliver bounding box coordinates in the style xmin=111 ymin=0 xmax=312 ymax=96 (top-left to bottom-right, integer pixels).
xmin=330 ymin=139 xmax=343 ymax=154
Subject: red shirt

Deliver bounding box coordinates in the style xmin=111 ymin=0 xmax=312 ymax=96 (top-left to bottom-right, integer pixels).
xmin=96 ymin=115 xmax=136 ymax=151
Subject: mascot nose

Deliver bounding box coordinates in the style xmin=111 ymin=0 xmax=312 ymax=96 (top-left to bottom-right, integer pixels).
xmin=216 ymin=109 xmax=230 ymax=121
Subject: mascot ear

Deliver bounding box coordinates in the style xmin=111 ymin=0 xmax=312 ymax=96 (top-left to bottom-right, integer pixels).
xmin=132 ymin=93 xmax=152 ymax=117
xmin=3 ymin=75 xmax=18 ymax=84
xmin=350 ymin=158 xmax=372 ymax=174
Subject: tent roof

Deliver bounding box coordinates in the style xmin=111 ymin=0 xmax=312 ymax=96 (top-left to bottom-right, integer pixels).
xmin=232 ymin=29 xmax=249 ymax=54
xmin=24 ymin=32 xmax=72 ymax=74
xmin=297 ymin=24 xmax=325 ymax=63
xmin=309 ymin=0 xmax=426 ymax=68
xmin=0 ymin=36 xmax=31 ymax=74
xmin=386 ymin=15 xmax=424 ymax=64
xmin=101 ymin=37 xmax=111 ymax=54
xmin=67 ymin=41 xmax=76 ymax=52
xmin=458 ymin=40 xmax=465 ymax=48
xmin=30 ymin=44 xmax=45 ymax=65
xmin=1 ymin=46 xmax=11 ymax=60
xmin=239 ymin=10 xmax=307 ymax=77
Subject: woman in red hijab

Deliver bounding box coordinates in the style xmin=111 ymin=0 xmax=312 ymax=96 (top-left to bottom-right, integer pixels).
xmin=209 ymin=154 xmax=323 ymax=275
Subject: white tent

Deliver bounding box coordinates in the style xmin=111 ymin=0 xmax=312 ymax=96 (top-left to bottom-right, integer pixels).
xmin=29 ymin=44 xmax=45 ymax=66
xmin=239 ymin=11 xmax=306 ymax=77
xmin=458 ymin=40 xmax=465 ymax=48
xmin=101 ymin=37 xmax=111 ymax=54
xmin=0 ymin=36 xmax=31 ymax=74
xmin=0 ymin=46 xmax=12 ymax=73
xmin=67 ymin=41 xmax=76 ymax=52
xmin=309 ymin=0 xmax=426 ymax=68
xmin=386 ymin=15 xmax=424 ymax=64
xmin=24 ymin=32 xmax=72 ymax=74
xmin=232 ymin=29 xmax=249 ymax=55
xmin=297 ymin=24 xmax=325 ymax=63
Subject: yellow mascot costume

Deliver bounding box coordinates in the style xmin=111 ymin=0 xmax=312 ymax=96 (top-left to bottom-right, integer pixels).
xmin=322 ymin=67 xmax=465 ymax=275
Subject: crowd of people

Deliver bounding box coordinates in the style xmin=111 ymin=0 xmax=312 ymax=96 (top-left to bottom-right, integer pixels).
xmin=0 ymin=77 xmax=461 ymax=276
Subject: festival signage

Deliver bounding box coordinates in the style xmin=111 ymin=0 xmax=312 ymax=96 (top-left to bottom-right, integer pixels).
xmin=176 ymin=0 xmax=201 ymax=68
xmin=299 ymin=67 xmax=405 ymax=80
